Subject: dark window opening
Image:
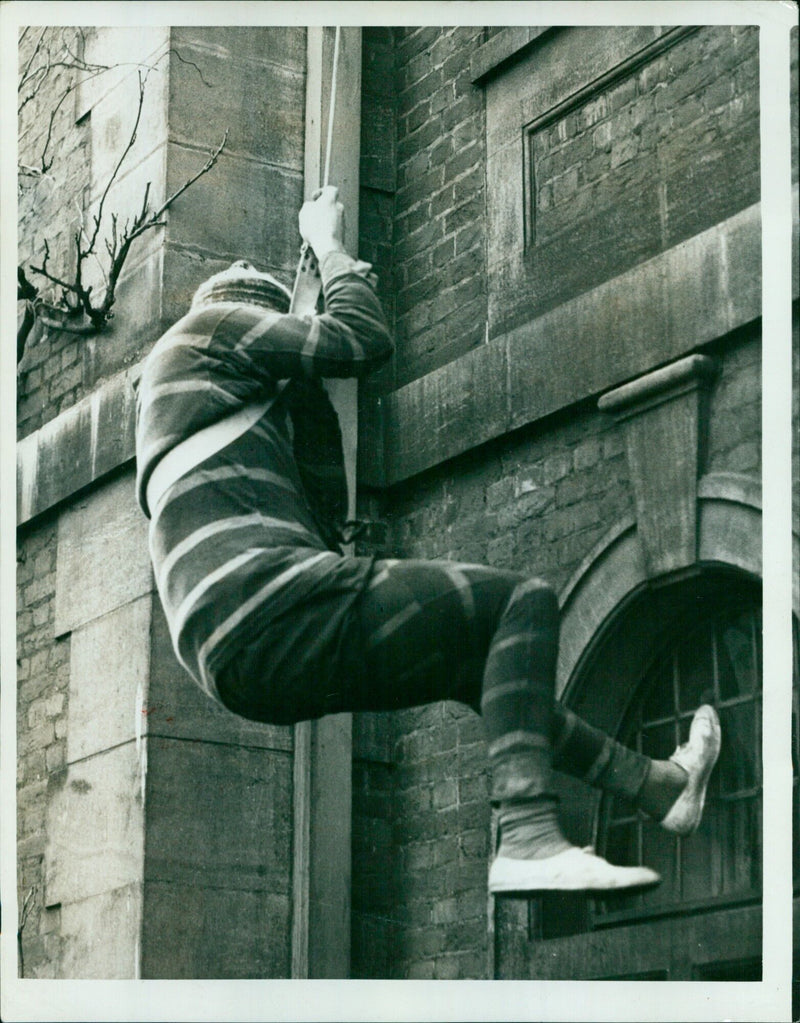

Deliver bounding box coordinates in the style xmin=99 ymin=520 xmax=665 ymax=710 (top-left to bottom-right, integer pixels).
xmin=533 ymin=573 xmax=792 ymax=952
xmin=594 ymin=599 xmax=764 ymax=926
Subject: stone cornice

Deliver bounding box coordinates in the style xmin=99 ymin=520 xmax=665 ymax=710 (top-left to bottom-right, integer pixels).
xmin=358 ymin=190 xmax=797 ymax=488
xmin=17 ymin=366 xmax=140 ymax=527
xmin=17 ymin=192 xmax=797 ymax=524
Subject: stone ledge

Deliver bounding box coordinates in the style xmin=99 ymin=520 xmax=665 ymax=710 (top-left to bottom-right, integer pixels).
xmin=357 ymin=192 xmax=797 ymax=489
xmin=470 ymin=27 xmax=554 ymax=85
xmin=18 ymin=193 xmax=797 ymax=518
xmin=597 ymin=354 xmax=718 ymax=418
xmin=17 ymin=364 xmax=140 ymax=527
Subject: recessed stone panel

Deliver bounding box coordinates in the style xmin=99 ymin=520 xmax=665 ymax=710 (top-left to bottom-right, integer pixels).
xmin=44 ymin=742 xmax=145 ymax=907
xmin=67 ymin=594 xmax=153 ymax=763
xmin=142 ymin=737 xmax=293 ymax=894
xmin=54 ymin=471 xmax=153 ymax=637
xmin=58 ymin=884 xmax=143 ymax=979
xmin=485 ymin=25 xmax=761 ymax=339
xmin=141 ymin=880 xmax=290 ymax=979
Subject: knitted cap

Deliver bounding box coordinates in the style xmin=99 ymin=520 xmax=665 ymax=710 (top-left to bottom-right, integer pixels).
xmin=191 ymin=260 xmax=292 ymax=312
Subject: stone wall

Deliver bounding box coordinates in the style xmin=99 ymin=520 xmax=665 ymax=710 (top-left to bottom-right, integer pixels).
xmin=16 ymin=25 xmax=307 ymax=979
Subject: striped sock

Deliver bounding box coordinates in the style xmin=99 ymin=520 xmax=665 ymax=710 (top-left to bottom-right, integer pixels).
xmin=496 ymin=798 xmax=572 ymax=860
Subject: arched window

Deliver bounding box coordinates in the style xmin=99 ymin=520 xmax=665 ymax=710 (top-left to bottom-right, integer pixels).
xmin=595 ymin=598 xmax=764 ymax=926
xmin=516 ymin=570 xmax=786 ymax=979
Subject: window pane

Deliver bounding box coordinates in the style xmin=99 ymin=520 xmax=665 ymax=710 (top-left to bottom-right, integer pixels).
xmin=594 ymin=596 xmax=765 ymax=929
xmin=714 ymin=795 xmax=761 ymax=895
xmin=605 ymin=819 xmax=639 ymax=865
xmin=718 ymin=611 xmax=757 ymax=699
xmin=641 ymin=823 xmax=678 ymax=907
xmin=678 ymin=624 xmax=716 ymax=712
xmin=681 ymin=824 xmax=715 ymax=902
xmin=641 ymin=659 xmax=674 ymax=723
xmin=718 ymin=703 xmax=759 ymax=795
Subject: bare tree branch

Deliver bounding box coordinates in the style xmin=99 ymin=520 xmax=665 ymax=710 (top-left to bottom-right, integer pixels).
xmin=17 ymin=885 xmax=37 ymax=978
xmin=82 ymin=70 xmax=147 ymax=259
xmin=140 ymin=130 xmax=228 ymax=236
xmin=95 ymin=130 xmax=228 ymax=326
xmin=18 ymin=27 xmax=112 ymax=114
xmin=168 ymin=47 xmax=214 ymax=88
xmin=29 ymin=240 xmax=81 ymax=298
xmin=20 ymin=38 xmax=228 ymax=344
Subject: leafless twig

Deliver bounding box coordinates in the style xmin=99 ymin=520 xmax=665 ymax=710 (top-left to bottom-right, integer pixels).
xmin=17 ymin=885 xmax=37 ymax=977
xmin=19 ymin=33 xmax=227 ymax=354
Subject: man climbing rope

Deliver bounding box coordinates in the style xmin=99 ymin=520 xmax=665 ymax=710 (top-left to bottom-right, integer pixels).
xmin=135 ymin=186 xmax=721 ymax=895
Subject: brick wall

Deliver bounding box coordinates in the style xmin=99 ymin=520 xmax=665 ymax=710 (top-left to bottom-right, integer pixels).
xmin=18 ymin=28 xmax=93 ymax=438
xmin=391 ymin=26 xmax=488 ymax=388
xmin=16 ymin=22 xmax=781 ymax=983
xmin=377 ymin=330 xmax=763 ymax=979
xmin=352 ymin=24 xmax=770 ymax=978
xmin=16 ymin=515 xmax=69 ymax=975
xmin=490 ymin=24 xmax=761 ymax=340
xmin=533 ymin=26 xmax=759 ymax=248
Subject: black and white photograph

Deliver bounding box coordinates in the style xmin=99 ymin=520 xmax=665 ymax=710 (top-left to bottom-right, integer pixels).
xmin=1 ymin=1 xmax=797 ymax=1020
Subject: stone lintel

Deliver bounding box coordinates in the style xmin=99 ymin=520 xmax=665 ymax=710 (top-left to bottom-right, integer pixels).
xmin=358 ymin=190 xmax=789 ymax=489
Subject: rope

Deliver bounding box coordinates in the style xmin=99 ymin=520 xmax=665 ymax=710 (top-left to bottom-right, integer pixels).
xmin=290 ymin=26 xmax=342 ymax=315
xmin=323 ymin=26 xmax=341 ymax=189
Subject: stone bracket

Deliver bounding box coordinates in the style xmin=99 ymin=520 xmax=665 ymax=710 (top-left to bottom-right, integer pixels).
xmin=598 ymin=354 xmax=718 ymax=579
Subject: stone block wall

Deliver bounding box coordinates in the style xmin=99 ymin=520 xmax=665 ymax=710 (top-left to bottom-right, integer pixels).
xmin=15 ymin=25 xmax=308 ymax=979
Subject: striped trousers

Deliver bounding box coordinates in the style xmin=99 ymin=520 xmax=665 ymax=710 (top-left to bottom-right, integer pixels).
xmin=216 ymin=556 xmax=651 ymax=803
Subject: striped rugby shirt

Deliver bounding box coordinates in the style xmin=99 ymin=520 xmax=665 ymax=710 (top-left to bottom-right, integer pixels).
xmin=135 ymin=251 xmax=393 ymax=704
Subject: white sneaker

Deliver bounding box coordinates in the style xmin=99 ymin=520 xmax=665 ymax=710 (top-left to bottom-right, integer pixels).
xmin=661 ymin=705 xmax=722 ymax=836
xmin=488 ymin=845 xmax=661 ymax=895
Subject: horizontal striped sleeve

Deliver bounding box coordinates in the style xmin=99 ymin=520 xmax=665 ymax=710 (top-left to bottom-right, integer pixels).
xmin=145 ymin=378 xmax=242 ymax=406
xmin=169 ymin=548 xmax=266 ymax=645
xmin=209 ymin=255 xmax=393 ymax=383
